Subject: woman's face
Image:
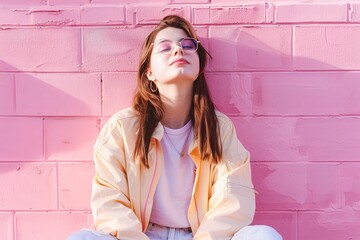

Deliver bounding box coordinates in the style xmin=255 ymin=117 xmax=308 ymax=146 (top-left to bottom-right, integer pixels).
xmin=146 ymin=27 xmax=200 ymax=87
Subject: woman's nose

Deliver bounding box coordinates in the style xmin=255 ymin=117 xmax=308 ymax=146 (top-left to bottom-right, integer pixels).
xmin=172 ymin=44 xmax=184 ymax=55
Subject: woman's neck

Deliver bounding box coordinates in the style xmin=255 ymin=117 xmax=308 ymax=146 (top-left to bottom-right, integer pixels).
xmin=160 ymin=85 xmax=192 ymax=129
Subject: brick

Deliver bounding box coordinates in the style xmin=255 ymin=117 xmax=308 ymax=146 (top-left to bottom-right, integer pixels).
xmin=44 ymin=118 xmax=100 ymax=161
xmin=233 ymin=117 xmax=360 ymax=162
xmin=0 ymin=8 xmax=32 ymax=25
xmin=207 ymin=72 xmax=360 ymax=116
xmin=0 ymin=74 xmax=15 ymax=115
xmin=298 ymin=210 xmax=360 ymax=240
xmin=81 ymin=5 xmax=125 ymax=25
xmin=209 ymin=4 xmax=265 ymax=24
xmin=83 ymin=27 xmax=152 ymax=71
xmin=102 ymin=72 xmax=137 ymax=116
xmin=207 ymin=72 xmax=250 ymax=115
xmin=252 ymin=163 xmax=341 ymax=210
xmin=193 ymin=7 xmax=210 ymax=25
xmin=350 ymin=3 xmax=360 ymax=22
xmin=253 ymin=211 xmax=296 ymax=240
xmin=0 ymin=163 xmax=57 ymax=210
xmin=293 ymin=117 xmax=360 ymax=162
xmin=128 ymin=4 xmax=191 ymax=25
xmin=173 ymin=0 xmax=209 ymax=3
xmin=0 ymin=0 xmax=46 ymax=5
xmin=15 ymin=73 xmax=101 ymax=116
xmin=275 ymin=3 xmax=347 ymax=23
xmin=15 ymin=212 xmax=92 ymax=240
xmin=234 ymin=117 xmax=302 ymax=162
xmin=0 ymin=118 xmax=43 ymax=161
xmin=209 ymin=26 xmax=292 ymax=71
xmin=49 ymin=0 xmax=90 ymax=5
xmin=210 ymin=0 xmax=246 ymax=3
xmin=194 ymin=5 xmax=266 ymax=25
xmin=294 ymin=26 xmax=360 ymax=70
xmin=0 ymin=28 xmax=81 ymax=72
xmin=58 ymin=163 xmax=94 ymax=210
xmin=341 ymin=164 xmax=360 ymax=210
xmin=0 ymin=7 xmax=79 ymax=26
xmin=0 ymin=212 xmax=13 ymax=240
xmin=30 ymin=7 xmax=80 ymax=26
xmin=91 ymin=0 xmax=166 ymax=3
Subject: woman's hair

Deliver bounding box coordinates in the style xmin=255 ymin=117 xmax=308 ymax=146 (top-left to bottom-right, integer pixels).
xmin=132 ymin=15 xmax=222 ymax=168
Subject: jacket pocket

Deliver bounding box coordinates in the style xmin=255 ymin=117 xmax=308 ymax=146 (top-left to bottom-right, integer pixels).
xmin=227 ymin=180 xmax=255 ymax=198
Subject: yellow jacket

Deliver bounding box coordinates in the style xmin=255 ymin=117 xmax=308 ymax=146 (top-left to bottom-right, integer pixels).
xmin=91 ymin=108 xmax=255 ymax=240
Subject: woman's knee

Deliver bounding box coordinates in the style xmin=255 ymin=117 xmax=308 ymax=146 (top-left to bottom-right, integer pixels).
xmin=67 ymin=229 xmax=116 ymax=240
xmin=232 ymin=225 xmax=283 ymax=240
xmin=67 ymin=230 xmax=90 ymax=240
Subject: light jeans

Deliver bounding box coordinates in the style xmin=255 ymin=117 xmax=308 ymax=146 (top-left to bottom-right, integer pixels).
xmin=67 ymin=223 xmax=283 ymax=240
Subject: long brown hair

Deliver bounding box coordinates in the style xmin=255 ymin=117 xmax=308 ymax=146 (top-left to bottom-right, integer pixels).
xmin=132 ymin=15 xmax=222 ymax=168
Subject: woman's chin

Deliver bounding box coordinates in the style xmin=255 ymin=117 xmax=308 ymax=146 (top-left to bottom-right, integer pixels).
xmin=164 ymin=72 xmax=198 ymax=83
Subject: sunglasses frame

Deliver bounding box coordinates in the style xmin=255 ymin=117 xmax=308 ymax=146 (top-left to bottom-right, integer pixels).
xmin=151 ymin=37 xmax=200 ymax=54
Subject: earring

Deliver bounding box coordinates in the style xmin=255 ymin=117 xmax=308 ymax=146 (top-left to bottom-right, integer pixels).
xmin=149 ymin=80 xmax=158 ymax=93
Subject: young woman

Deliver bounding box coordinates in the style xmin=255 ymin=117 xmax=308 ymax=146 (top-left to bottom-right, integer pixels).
xmin=68 ymin=15 xmax=283 ymax=240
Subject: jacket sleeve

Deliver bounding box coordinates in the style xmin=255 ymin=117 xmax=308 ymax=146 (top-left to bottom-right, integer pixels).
xmin=193 ymin=117 xmax=256 ymax=240
xmin=91 ymin=118 xmax=149 ymax=240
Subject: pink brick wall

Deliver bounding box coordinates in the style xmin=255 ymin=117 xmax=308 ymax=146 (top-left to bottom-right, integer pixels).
xmin=0 ymin=1 xmax=359 ymax=239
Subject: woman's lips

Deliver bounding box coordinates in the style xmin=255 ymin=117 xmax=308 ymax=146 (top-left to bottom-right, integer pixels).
xmin=170 ymin=58 xmax=189 ymax=65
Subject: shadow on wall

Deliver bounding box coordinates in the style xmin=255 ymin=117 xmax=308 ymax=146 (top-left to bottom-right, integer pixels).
xmin=206 ymin=30 xmax=360 ymax=238
xmin=207 ymin=29 xmax=360 ymax=116
xmin=0 ymin=60 xmax=99 ymax=168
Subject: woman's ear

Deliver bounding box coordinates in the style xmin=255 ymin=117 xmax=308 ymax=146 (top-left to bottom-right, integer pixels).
xmin=145 ymin=68 xmax=155 ymax=81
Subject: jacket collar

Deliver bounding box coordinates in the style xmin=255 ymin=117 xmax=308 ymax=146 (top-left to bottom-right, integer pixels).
xmin=152 ymin=122 xmax=165 ymax=141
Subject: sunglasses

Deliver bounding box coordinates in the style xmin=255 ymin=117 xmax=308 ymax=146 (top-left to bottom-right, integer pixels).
xmin=152 ymin=38 xmax=200 ymax=55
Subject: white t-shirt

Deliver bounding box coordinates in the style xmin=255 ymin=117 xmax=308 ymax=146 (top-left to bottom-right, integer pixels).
xmin=150 ymin=121 xmax=196 ymax=228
